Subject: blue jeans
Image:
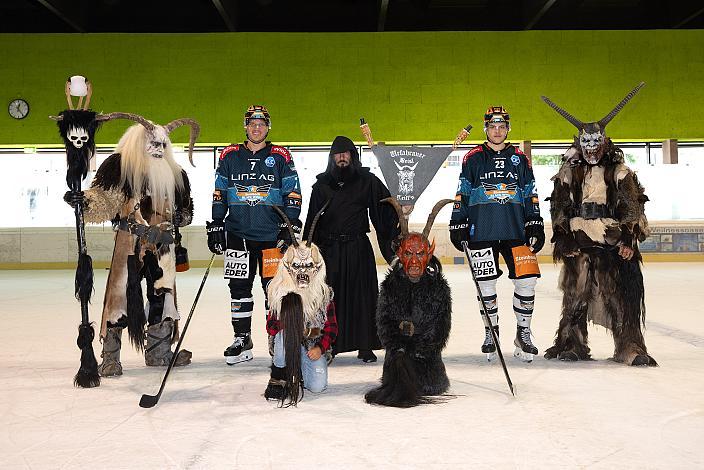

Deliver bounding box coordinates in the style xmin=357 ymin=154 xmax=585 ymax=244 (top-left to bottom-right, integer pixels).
xmin=272 ymin=331 xmax=328 ymax=393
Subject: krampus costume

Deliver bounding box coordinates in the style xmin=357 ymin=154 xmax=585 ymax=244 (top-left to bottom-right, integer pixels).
xmin=264 ymin=206 xmax=337 ymax=406
xmin=365 ymin=198 xmax=453 ymax=408
xmin=542 ymin=82 xmax=656 ymax=366
xmin=66 ymin=113 xmax=200 ymax=376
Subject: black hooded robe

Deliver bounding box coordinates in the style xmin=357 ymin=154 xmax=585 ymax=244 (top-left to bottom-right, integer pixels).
xmin=303 ymin=137 xmax=399 ymax=354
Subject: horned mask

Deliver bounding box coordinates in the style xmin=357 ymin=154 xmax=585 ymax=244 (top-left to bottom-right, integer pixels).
xmin=272 ymin=201 xmax=329 ymax=290
xmin=384 ymin=197 xmax=454 ymax=283
xmin=541 ymin=82 xmax=644 ymax=165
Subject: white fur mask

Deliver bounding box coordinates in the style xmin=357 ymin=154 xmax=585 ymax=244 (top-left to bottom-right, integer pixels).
xmin=146 ymin=126 xmax=169 ymax=159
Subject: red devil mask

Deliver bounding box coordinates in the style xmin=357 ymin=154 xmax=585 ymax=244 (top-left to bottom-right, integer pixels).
xmin=397 ymin=233 xmax=435 ymax=282
xmin=383 ymin=197 xmax=454 ymax=282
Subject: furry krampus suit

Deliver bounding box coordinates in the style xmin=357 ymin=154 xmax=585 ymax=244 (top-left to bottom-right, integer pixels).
xmin=365 ymin=198 xmax=453 ymax=407
xmin=541 ymin=83 xmax=656 ymax=366
xmin=77 ymin=113 xmax=199 ymax=376
xmin=264 ymin=205 xmax=337 ymax=407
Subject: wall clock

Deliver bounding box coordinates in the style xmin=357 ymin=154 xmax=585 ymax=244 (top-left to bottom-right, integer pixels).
xmin=8 ymin=99 xmax=30 ymax=120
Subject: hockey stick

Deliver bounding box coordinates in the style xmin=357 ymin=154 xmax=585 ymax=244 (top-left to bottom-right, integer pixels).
xmin=461 ymin=242 xmax=515 ymax=397
xmin=139 ymin=253 xmax=216 ymax=408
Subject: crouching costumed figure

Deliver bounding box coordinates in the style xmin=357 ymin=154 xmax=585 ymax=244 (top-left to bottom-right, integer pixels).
xmin=64 ymin=112 xmax=200 ymax=376
xmin=264 ymin=205 xmax=337 ymax=406
xmin=365 ymin=198 xmax=453 ymax=407
xmin=542 ymin=82 xmax=656 ymax=366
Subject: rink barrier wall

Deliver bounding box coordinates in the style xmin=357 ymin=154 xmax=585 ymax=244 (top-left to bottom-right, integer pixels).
xmin=1 ymin=30 xmax=703 ymax=145
xmin=1 ymin=221 xmax=702 ymax=269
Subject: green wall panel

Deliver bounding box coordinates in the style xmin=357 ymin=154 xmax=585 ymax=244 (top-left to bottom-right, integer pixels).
xmin=1 ymin=30 xmax=702 ymax=146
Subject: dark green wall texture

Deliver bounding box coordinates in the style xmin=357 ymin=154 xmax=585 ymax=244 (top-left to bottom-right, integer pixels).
xmin=1 ymin=30 xmax=702 ymax=146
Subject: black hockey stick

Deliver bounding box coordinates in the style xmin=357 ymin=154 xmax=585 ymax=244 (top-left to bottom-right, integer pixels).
xmin=462 ymin=242 xmax=515 ymax=397
xmin=139 ymin=253 xmax=216 ymax=408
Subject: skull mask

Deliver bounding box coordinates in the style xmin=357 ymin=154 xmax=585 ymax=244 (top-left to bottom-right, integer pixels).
xmin=541 ymin=82 xmax=645 ymax=166
xmin=282 ymin=244 xmax=324 ymax=289
xmin=146 ymin=126 xmax=169 ymax=159
xmin=67 ymin=126 xmax=89 ymax=149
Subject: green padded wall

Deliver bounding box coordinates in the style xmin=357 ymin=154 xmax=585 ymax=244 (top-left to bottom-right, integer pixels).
xmin=1 ymin=30 xmax=702 ymax=145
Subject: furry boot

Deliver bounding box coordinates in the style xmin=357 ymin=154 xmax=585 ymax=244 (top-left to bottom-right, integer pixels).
xmin=145 ymin=319 xmax=192 ymax=367
xmin=264 ymin=365 xmax=288 ymax=401
xmin=98 ymin=326 xmax=123 ymax=377
xmin=544 ymin=308 xmax=592 ymax=361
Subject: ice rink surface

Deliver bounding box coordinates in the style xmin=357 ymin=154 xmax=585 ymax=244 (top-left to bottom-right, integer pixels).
xmin=1 ymin=262 xmax=703 ymax=469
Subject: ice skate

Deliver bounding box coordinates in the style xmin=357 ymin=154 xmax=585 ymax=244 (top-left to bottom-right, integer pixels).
xmin=482 ymin=326 xmax=499 ymax=361
xmin=513 ymin=325 xmax=538 ymax=362
xmin=224 ymin=334 xmax=254 ymax=365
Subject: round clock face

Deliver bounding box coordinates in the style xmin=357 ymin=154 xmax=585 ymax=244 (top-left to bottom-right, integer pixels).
xmin=8 ymin=99 xmax=29 ymax=120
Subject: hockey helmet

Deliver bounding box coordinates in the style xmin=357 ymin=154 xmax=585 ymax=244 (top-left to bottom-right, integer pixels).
xmin=244 ymin=105 xmax=271 ymax=128
xmin=484 ymin=106 xmax=510 ymax=129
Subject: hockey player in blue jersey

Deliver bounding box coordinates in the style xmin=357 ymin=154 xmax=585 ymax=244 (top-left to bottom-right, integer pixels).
xmin=207 ymin=105 xmax=302 ymax=365
xmin=449 ymin=107 xmax=545 ymax=362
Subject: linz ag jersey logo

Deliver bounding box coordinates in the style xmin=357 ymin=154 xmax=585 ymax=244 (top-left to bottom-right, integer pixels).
xmin=481 ymin=182 xmax=517 ymax=204
xmin=235 ymin=184 xmax=272 ymax=206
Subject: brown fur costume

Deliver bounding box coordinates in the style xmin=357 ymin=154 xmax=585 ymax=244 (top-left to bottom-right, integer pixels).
xmin=545 ymin=139 xmax=656 ymax=366
xmin=84 ymin=124 xmax=194 ymax=350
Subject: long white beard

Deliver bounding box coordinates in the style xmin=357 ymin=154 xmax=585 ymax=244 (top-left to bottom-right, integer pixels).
xmin=146 ymin=157 xmax=177 ymax=214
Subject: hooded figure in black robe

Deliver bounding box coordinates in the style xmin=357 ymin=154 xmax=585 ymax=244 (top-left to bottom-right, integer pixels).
xmin=303 ymin=136 xmax=399 ymax=361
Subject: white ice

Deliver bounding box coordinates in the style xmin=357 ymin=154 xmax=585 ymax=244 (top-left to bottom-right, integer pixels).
xmin=1 ymin=263 xmax=703 ymax=469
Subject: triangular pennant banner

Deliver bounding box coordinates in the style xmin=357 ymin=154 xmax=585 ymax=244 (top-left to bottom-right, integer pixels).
xmin=373 ymin=145 xmax=452 ymax=205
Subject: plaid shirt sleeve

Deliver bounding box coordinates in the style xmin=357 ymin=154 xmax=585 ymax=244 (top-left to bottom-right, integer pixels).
xmin=316 ymin=301 xmax=338 ymax=353
xmin=266 ymin=311 xmax=280 ymax=336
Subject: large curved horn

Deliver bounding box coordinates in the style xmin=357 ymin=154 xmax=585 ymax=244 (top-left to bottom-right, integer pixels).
xmin=306 ymin=198 xmax=331 ymax=247
xmin=598 ymin=82 xmax=645 ymax=128
xmin=381 ymin=196 xmax=408 ymax=237
xmin=272 ymin=205 xmax=299 ymax=248
xmin=94 ymin=112 xmax=155 ymax=132
xmin=540 ymin=95 xmax=584 ymax=130
xmin=164 ymin=118 xmax=201 ymax=167
xmin=422 ymin=199 xmax=454 ymax=240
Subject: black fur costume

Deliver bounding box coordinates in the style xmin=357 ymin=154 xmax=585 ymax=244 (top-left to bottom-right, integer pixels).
xmin=367 ymin=257 xmax=452 ymax=407
xmin=545 ymin=139 xmax=656 ymax=366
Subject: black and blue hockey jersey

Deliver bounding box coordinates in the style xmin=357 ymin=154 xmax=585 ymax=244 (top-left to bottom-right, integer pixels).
xmin=212 ymin=142 xmax=301 ymax=241
xmin=450 ymin=143 xmax=541 ymax=242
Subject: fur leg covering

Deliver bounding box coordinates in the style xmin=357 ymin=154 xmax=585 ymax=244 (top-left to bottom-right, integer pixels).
xmin=126 ymin=254 xmax=146 ymax=352
xmin=416 ymin=352 xmax=450 ymax=396
xmin=611 ymin=257 xmax=657 ymax=366
xmin=98 ymin=326 xmax=123 ymax=377
xmin=365 ymin=349 xmax=435 ymax=408
xmin=545 ymin=254 xmax=592 ymax=361
xmin=145 ymin=319 xmax=192 ymax=367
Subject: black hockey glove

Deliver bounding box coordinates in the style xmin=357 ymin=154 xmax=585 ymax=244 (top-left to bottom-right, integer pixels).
xmin=277 ymin=218 xmax=302 ymax=252
xmin=524 ymin=219 xmax=545 ymax=253
xmin=63 ymin=190 xmax=87 ymax=209
xmin=449 ymin=219 xmax=471 ymax=252
xmin=206 ymin=219 xmax=225 ymax=254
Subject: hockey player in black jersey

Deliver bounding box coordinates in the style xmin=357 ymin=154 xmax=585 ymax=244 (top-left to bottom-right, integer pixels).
xmin=207 ymin=105 xmax=302 ymax=365
xmin=449 ymin=107 xmax=545 ymax=362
